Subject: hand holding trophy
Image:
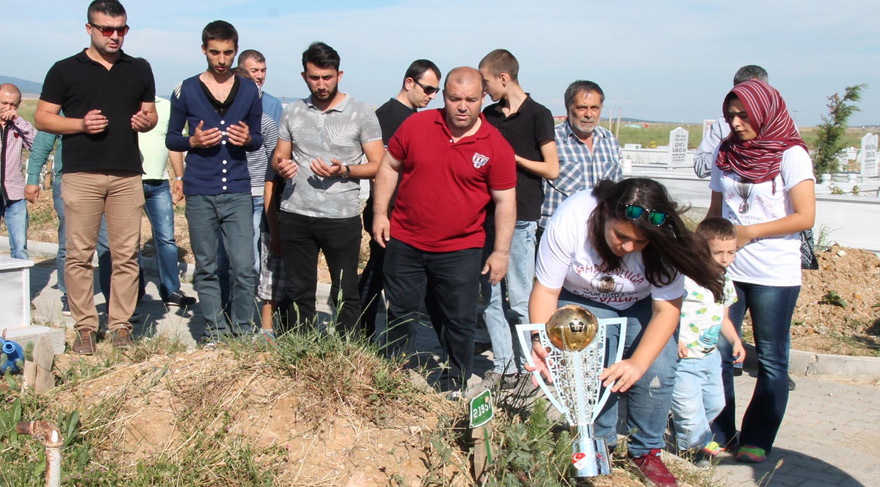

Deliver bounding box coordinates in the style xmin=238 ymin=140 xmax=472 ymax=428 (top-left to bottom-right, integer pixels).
xmin=517 ymin=305 xmax=627 ymax=478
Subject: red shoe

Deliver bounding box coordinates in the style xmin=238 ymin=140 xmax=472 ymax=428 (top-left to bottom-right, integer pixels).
xmin=630 ymin=449 xmax=678 ymax=487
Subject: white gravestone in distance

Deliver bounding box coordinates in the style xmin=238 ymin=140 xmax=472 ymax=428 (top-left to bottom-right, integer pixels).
xmin=860 ymin=133 xmax=878 ymax=178
xmin=668 ymin=127 xmax=689 ymax=166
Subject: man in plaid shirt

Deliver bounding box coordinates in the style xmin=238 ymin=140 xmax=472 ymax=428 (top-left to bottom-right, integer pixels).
xmin=539 ymin=80 xmax=622 ymax=233
xmin=0 ymin=83 xmax=36 ymax=260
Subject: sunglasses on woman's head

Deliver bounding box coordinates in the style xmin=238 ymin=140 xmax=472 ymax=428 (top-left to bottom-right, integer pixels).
xmin=623 ymin=204 xmax=668 ymax=226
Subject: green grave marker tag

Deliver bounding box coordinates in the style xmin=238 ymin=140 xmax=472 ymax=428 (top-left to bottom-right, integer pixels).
xmin=469 ymin=389 xmax=493 ymax=428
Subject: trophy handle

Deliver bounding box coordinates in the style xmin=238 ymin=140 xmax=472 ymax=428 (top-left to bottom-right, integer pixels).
xmin=515 ymin=323 xmax=569 ymax=416
xmin=592 ymin=317 xmax=627 ymax=423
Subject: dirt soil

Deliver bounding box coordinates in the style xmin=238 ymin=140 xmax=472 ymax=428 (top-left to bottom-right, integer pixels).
xmin=52 ymin=349 xmax=455 ymax=486
xmin=49 ymin=347 xmax=694 ymax=486
xmin=789 ymin=245 xmax=880 ymax=356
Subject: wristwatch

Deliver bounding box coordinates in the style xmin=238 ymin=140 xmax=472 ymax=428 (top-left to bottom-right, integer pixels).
xmin=174 ymin=176 xmax=183 ymax=181
xmin=341 ymin=165 xmax=351 ymax=179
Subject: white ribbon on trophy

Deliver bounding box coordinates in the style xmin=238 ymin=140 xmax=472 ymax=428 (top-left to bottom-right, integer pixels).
xmin=517 ymin=305 xmax=627 ymax=478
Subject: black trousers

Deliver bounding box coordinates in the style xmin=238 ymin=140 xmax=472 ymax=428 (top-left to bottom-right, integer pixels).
xmin=383 ymin=238 xmax=481 ymax=390
xmin=280 ymin=212 xmax=363 ymax=333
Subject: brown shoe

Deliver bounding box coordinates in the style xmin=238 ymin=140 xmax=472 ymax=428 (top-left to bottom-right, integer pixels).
xmin=110 ymin=328 xmax=135 ymax=349
xmin=72 ymin=330 xmax=96 ymax=355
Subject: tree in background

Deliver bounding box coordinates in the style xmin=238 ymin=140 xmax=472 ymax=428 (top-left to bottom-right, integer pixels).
xmin=812 ymin=84 xmax=867 ymax=176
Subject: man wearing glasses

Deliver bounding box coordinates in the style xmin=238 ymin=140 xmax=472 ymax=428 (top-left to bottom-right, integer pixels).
xmin=360 ymin=59 xmax=441 ymax=339
xmin=539 ymin=80 xmax=622 ymax=237
xmin=35 ymin=0 xmax=157 ymax=354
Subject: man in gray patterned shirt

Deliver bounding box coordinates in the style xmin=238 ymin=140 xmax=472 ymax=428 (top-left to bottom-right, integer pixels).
xmin=272 ymin=42 xmax=384 ymax=333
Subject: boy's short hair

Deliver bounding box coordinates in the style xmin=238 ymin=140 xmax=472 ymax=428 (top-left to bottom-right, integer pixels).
xmin=202 ymin=20 xmax=238 ymax=48
xmin=478 ymin=49 xmax=519 ymax=82
xmin=696 ymin=217 xmax=736 ymax=241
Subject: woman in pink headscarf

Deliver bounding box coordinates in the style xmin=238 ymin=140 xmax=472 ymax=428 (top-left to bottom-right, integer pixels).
xmin=707 ymin=80 xmax=816 ymax=463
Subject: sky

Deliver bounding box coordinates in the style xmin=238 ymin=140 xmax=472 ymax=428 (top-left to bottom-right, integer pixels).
xmin=3 ymin=0 xmax=879 ymax=126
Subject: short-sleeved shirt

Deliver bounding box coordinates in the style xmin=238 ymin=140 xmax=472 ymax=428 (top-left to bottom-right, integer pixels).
xmin=541 ymin=123 xmax=622 ymax=228
xmin=387 ymin=109 xmax=516 ymax=252
xmin=483 ymin=95 xmax=555 ymax=222
xmin=536 ymin=189 xmax=684 ymax=310
xmin=40 ymin=50 xmax=156 ymax=174
xmin=709 ymin=145 xmax=814 ymax=286
xmin=278 ymin=94 xmax=382 ymax=219
xmin=375 ymin=98 xmax=416 ymax=146
xmin=679 ymin=275 xmax=737 ymax=359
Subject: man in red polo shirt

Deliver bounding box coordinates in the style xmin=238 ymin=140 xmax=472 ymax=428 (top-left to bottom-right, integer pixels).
xmin=372 ymin=67 xmax=516 ymax=399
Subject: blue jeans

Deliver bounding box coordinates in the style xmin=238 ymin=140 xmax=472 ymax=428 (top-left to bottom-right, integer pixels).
xmin=670 ymin=351 xmax=724 ymax=451
xmin=480 ymin=219 xmax=537 ymax=374
xmin=559 ymin=290 xmax=678 ymax=457
xmin=251 ymin=195 xmax=263 ymax=277
xmin=185 ymin=193 xmax=255 ymax=338
xmin=713 ymin=282 xmax=799 ymax=452
xmin=51 ymin=176 xmax=110 ymax=302
xmin=142 ymin=180 xmax=182 ymax=300
xmin=217 ymin=194 xmax=263 ymax=308
xmin=0 ymin=195 xmax=28 ymax=260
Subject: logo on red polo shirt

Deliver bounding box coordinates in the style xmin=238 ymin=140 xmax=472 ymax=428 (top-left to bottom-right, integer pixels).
xmin=472 ymin=152 xmax=489 ymax=169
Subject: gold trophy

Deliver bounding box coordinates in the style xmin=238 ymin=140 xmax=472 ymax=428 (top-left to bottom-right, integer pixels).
xmin=517 ymin=305 xmax=627 ymax=478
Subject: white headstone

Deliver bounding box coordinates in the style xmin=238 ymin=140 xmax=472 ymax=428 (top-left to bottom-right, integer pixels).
xmin=702 ymin=119 xmax=715 ymax=142
xmin=860 ymin=133 xmax=878 ymax=178
xmin=668 ymin=127 xmax=689 ymax=166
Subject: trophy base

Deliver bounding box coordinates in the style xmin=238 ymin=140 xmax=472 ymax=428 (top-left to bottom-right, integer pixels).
xmin=570 ymin=431 xmax=612 ymax=477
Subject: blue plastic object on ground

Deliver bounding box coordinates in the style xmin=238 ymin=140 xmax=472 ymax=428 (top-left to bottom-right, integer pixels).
xmin=0 ymin=338 xmax=25 ymax=374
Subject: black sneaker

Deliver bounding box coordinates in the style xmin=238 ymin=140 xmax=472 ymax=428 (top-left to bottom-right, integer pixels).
xmin=163 ymin=290 xmax=196 ymax=307
xmin=61 ymin=298 xmax=72 ymax=316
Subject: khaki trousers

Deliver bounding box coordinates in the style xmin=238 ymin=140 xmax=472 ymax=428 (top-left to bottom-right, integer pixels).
xmin=62 ymin=171 xmax=144 ymax=333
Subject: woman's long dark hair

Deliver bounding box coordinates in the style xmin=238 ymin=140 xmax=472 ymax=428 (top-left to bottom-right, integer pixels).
xmin=588 ymin=178 xmax=724 ymax=301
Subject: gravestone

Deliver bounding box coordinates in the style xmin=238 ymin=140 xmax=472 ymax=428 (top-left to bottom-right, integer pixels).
xmin=860 ymin=133 xmax=878 ymax=178
xmin=668 ymin=127 xmax=689 ymax=166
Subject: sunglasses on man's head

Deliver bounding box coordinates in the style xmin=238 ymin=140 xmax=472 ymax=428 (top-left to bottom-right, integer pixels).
xmin=90 ymin=23 xmax=130 ymax=37
xmin=413 ymin=78 xmax=440 ymax=96
xmin=623 ymin=204 xmax=668 ymax=226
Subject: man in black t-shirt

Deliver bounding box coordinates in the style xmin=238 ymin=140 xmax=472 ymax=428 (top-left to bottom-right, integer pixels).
xmin=35 ymin=0 xmax=157 ymax=355
xmin=477 ymin=49 xmax=558 ymax=388
xmin=359 ymin=59 xmax=441 ymax=338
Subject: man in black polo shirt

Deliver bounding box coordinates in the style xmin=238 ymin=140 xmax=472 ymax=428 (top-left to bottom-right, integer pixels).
xmin=35 ymin=0 xmax=157 ymax=355
xmin=477 ymin=49 xmax=558 ymax=388
xmin=360 ymin=59 xmax=441 ymax=339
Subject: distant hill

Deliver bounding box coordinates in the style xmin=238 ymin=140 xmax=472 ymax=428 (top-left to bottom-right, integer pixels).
xmin=0 ymin=76 xmax=42 ymax=96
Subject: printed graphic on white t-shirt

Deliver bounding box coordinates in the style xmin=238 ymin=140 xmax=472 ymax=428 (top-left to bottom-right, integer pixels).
xmin=536 ymin=190 xmax=683 ymax=311
xmin=709 ymin=145 xmax=814 ymax=287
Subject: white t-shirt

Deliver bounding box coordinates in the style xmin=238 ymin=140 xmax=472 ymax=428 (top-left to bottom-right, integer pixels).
xmin=709 ymin=145 xmax=814 ymax=286
xmin=535 ymin=190 xmax=684 ymax=311
xmin=679 ymin=275 xmax=737 ymax=359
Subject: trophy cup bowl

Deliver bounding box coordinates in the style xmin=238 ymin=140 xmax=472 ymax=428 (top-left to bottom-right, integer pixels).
xmin=545 ymin=304 xmax=599 ymax=352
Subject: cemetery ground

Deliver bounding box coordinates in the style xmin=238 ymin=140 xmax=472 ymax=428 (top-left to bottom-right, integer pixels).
xmin=2 ymin=190 xmax=879 ymax=486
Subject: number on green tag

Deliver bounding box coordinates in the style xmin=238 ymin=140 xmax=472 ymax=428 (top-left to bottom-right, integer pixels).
xmin=469 ymin=389 xmax=493 ymax=428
